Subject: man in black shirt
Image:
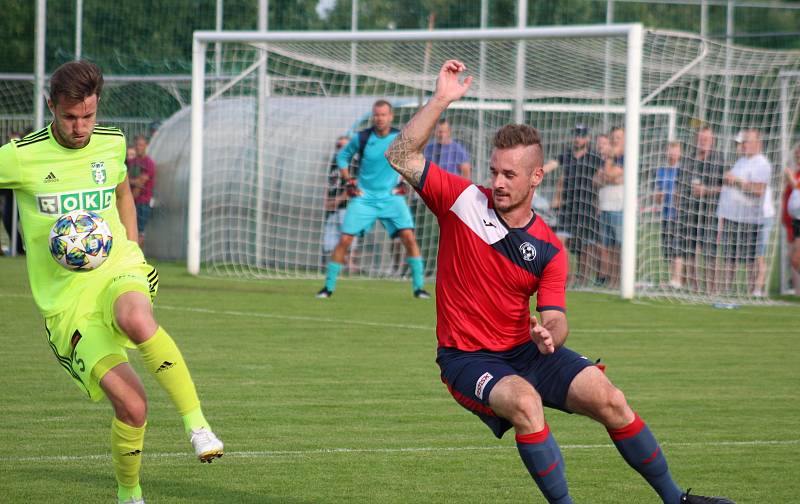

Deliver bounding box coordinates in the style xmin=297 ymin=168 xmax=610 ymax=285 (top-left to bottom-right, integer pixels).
xmin=675 ymin=126 xmax=725 ymax=292
xmin=549 ymin=124 xmax=604 ymax=284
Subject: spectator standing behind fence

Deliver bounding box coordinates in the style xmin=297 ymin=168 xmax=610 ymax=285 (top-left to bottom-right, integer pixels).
xmin=675 ymin=126 xmax=725 ymax=292
xmin=716 ymin=129 xmax=772 ymax=296
xmin=322 ymin=136 xmax=357 ymax=269
xmin=548 ymin=123 xmax=603 ymax=284
xmin=752 ymin=133 xmax=775 ymax=297
xmin=0 ymin=131 xmax=24 ymax=255
xmin=654 ymin=141 xmax=682 ymax=288
xmin=423 ymin=118 xmax=472 ymax=179
xmin=127 ymin=135 xmax=156 ymax=248
xmin=782 ymin=143 xmax=800 ymax=295
xmin=595 ymin=126 xmax=624 ymax=287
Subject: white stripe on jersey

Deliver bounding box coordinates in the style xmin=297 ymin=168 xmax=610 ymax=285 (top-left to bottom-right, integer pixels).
xmin=448 ymin=185 xmax=508 ymax=246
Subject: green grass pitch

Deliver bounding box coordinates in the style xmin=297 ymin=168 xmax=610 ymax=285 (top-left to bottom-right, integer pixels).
xmin=0 ymin=258 xmax=797 ymax=503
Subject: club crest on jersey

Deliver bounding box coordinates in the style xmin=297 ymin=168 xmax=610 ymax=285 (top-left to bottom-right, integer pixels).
xmin=519 ymin=242 xmax=537 ymax=262
xmin=91 ymin=161 xmax=107 ymax=184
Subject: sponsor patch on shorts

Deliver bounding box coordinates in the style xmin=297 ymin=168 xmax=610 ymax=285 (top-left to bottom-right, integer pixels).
xmin=475 ymin=372 xmax=493 ymax=400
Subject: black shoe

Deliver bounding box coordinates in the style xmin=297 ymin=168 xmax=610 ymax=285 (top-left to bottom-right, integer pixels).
xmin=413 ymin=289 xmax=431 ymax=299
xmin=681 ymin=489 xmax=736 ymax=504
xmin=316 ymin=287 xmax=333 ymax=299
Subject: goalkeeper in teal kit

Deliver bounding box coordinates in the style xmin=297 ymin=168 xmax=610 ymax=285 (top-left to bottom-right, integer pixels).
xmin=317 ymin=99 xmax=430 ymax=299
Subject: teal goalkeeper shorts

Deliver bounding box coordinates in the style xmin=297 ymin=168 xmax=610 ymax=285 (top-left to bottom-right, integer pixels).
xmin=44 ymin=262 xmax=159 ymax=401
xmin=341 ymin=194 xmax=415 ymax=238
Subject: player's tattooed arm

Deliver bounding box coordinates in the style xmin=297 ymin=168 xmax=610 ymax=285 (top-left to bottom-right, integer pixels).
xmin=385 ymin=131 xmax=426 ymax=188
xmin=386 ymin=59 xmax=473 ymax=189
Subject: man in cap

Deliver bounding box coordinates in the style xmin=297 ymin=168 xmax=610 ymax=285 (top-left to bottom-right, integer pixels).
xmin=548 ymin=123 xmax=604 ymax=284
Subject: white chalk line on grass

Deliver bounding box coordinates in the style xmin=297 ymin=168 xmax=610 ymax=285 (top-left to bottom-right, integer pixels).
xmin=4 ymin=439 xmax=798 ymax=464
xmin=2 ymin=292 xmax=791 ymax=334
xmin=157 ymin=305 xmax=433 ymax=331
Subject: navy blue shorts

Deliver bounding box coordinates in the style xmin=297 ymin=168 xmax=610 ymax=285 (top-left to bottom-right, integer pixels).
xmin=437 ymin=341 xmax=594 ymax=439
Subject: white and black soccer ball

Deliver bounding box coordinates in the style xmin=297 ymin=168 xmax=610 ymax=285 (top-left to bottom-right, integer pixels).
xmin=49 ymin=210 xmax=113 ymax=271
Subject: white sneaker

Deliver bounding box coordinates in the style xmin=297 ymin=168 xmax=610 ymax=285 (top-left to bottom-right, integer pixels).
xmin=190 ymin=427 xmax=224 ymax=463
xmin=752 ymin=289 xmax=765 ymax=297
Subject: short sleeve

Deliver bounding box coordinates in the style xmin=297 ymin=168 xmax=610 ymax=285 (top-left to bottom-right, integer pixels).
xmin=0 ymin=141 xmax=22 ymax=189
xmin=536 ymin=246 xmax=567 ymax=313
xmin=116 ymin=136 xmax=128 ymax=184
xmin=416 ymin=160 xmax=472 ymax=217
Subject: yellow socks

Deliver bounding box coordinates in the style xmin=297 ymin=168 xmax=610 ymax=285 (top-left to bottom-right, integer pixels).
xmin=137 ymin=326 xmax=210 ymax=434
xmin=111 ymin=417 xmax=145 ymax=502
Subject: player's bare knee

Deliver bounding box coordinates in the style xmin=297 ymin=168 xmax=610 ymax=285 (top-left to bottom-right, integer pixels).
xmin=606 ymin=386 xmax=629 ymax=416
xmin=115 ymin=395 xmax=147 ymax=427
xmin=116 ymin=308 xmax=157 ymax=343
xmin=492 ymin=376 xmax=544 ymax=431
xmin=509 ymin=393 xmax=543 ymax=429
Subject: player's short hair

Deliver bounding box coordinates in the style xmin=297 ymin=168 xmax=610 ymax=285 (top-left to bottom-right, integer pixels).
xmin=49 ymin=60 xmax=104 ymax=105
xmin=373 ymin=99 xmax=392 ymax=111
xmin=437 ymin=117 xmax=449 ymax=125
xmin=493 ymin=124 xmax=543 ymax=169
xmin=493 ymin=124 xmax=541 ymax=150
xmin=668 ymin=141 xmax=681 ymax=149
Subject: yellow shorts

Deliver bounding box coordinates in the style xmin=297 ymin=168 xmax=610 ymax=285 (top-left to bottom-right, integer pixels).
xmin=44 ymin=262 xmax=159 ymax=401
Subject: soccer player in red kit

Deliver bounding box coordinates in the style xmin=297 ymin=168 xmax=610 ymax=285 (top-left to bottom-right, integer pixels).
xmin=385 ymin=59 xmax=734 ymax=504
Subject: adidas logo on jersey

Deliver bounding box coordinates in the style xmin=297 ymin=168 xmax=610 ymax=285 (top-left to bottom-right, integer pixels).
xmin=155 ymin=361 xmax=175 ymax=373
xmin=43 ymin=172 xmax=59 ymax=183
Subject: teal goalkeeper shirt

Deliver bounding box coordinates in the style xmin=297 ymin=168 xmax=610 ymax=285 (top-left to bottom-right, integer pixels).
xmin=336 ymin=129 xmax=401 ymax=197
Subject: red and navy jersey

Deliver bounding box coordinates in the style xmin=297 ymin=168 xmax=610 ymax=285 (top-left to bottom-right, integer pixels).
xmin=417 ymin=161 xmax=567 ymax=352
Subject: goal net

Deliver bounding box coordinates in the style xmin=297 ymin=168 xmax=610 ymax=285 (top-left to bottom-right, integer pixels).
xmin=166 ymin=25 xmax=799 ymax=304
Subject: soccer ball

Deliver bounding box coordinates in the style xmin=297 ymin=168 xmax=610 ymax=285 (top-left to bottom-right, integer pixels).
xmin=49 ymin=210 xmax=113 ymax=271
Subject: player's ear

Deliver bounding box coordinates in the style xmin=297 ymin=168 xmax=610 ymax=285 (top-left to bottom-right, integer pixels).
xmin=531 ymin=166 xmax=544 ymax=188
xmin=47 ymin=98 xmax=55 ymax=114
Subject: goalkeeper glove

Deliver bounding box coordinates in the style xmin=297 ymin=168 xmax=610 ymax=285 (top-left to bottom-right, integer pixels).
xmin=345 ymin=178 xmax=361 ymax=197
xmin=392 ymin=182 xmax=409 ymax=196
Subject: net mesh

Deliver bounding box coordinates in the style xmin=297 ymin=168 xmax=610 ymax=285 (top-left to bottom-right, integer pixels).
xmin=165 ymin=30 xmax=800 ymax=304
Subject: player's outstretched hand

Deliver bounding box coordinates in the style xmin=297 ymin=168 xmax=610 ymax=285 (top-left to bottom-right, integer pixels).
xmin=530 ymin=315 xmax=555 ymax=355
xmin=434 ymin=59 xmax=473 ymax=104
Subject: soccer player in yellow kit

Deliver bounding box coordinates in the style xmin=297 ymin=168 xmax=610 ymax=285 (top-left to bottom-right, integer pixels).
xmin=0 ymin=61 xmax=223 ymax=504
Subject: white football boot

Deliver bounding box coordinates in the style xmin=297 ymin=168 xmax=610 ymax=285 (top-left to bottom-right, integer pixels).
xmin=190 ymin=427 xmax=224 ymax=463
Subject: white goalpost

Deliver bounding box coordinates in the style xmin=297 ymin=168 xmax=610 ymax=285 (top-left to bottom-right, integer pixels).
xmin=170 ymin=24 xmax=799 ymax=304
